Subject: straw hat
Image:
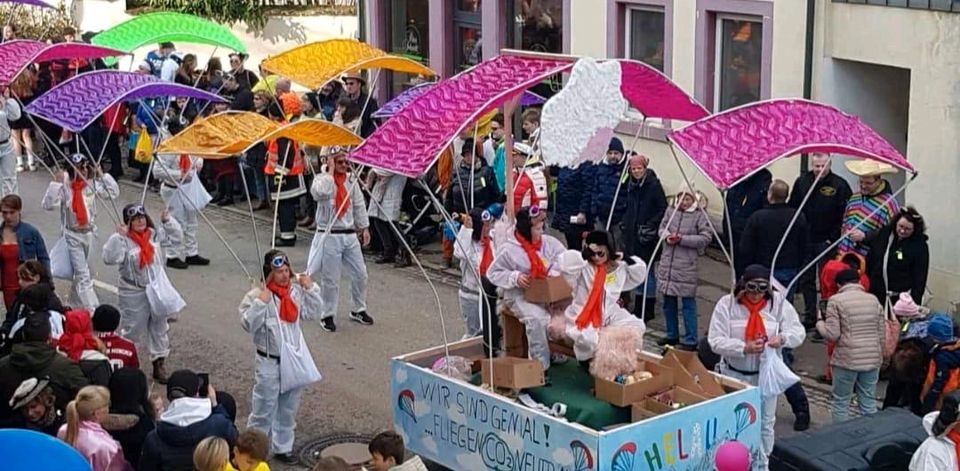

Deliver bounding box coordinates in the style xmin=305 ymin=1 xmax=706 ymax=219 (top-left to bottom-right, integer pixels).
xmin=341 ymin=70 xmax=365 ymax=84
xmin=844 ymin=159 xmax=898 ymax=177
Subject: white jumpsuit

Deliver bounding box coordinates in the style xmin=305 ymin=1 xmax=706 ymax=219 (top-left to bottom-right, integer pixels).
xmin=152 ymin=153 xmax=211 ymax=260
xmin=240 ymin=282 xmax=323 ymax=455
xmin=453 ymin=226 xmax=498 ymax=338
xmin=0 ymin=98 xmax=21 ymax=195
xmin=708 ymin=292 xmax=805 ymax=471
xmin=306 ymin=172 xmax=370 ymax=319
xmin=102 ymin=218 xmax=183 ymax=360
xmin=560 ymin=251 xmax=647 ymax=361
xmin=486 ymin=232 xmax=566 ymax=369
xmin=909 ymin=412 xmax=958 ymax=471
xmin=41 ymin=173 xmax=120 ymax=310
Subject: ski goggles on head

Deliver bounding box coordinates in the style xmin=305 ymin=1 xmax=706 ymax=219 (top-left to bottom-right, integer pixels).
xmin=481 ymin=210 xmax=493 ymax=222
xmin=270 ymin=253 xmax=289 ymax=269
xmin=527 ymin=205 xmax=541 ymax=218
xmin=67 ymin=153 xmax=87 ymax=165
xmin=744 ymin=280 xmax=770 ymax=293
xmin=124 ymin=205 xmax=146 ymax=219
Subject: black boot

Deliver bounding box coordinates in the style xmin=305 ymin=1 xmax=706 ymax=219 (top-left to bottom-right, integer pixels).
xmin=152 ymin=358 xmax=168 ymax=384
xmin=786 ymin=382 xmax=811 ymax=431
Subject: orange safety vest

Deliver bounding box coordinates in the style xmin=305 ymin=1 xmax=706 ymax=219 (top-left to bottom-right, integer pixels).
xmin=922 ymin=342 xmax=960 ymax=409
xmin=264 ymin=139 xmax=303 ymax=176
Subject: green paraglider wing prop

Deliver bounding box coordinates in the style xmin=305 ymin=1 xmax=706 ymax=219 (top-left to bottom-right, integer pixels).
xmin=92 ymin=12 xmax=246 ymax=67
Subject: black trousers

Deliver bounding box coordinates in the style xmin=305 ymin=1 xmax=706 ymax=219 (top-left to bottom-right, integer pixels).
xmin=373 ymin=218 xmax=399 ymax=258
xmin=277 ymin=199 xmax=297 ymax=240
xmin=480 ymin=277 xmax=501 ymax=356
xmin=104 ymin=133 xmax=123 ymax=179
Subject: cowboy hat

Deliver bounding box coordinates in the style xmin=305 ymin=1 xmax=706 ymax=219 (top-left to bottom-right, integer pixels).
xmin=844 ymin=159 xmax=898 ymax=177
xmin=341 ymin=70 xmax=365 ymax=84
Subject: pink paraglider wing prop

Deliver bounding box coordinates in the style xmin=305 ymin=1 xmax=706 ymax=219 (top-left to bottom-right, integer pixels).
xmin=0 ymin=40 xmax=124 ymax=84
xmin=618 ymin=60 xmax=709 ymax=122
xmin=668 ymin=99 xmax=912 ymax=190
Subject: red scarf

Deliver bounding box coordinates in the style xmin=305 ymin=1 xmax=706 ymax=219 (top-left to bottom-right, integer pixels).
xmin=70 ymin=178 xmax=89 ymax=226
xmin=740 ymin=295 xmax=769 ymax=343
xmin=947 ymin=429 xmax=960 ymax=466
xmin=575 ymin=264 xmax=607 ymax=330
xmin=178 ymin=154 xmax=191 ymax=175
xmin=334 ymin=172 xmax=350 ymax=219
xmin=515 ymin=231 xmax=547 ymax=279
xmin=267 ymin=281 xmax=299 ymax=323
xmin=479 ymin=236 xmax=493 ymax=278
xmin=127 ymin=229 xmax=154 ymax=269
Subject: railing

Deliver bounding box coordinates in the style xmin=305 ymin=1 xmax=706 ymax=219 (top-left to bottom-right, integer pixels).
xmin=832 ymin=0 xmax=960 ymax=13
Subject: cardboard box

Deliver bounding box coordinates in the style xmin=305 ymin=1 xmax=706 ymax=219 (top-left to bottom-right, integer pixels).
xmin=524 ymin=276 xmax=572 ymax=304
xmin=662 ymin=347 xmax=726 ymax=397
xmin=650 ymin=386 xmax=708 ymax=409
xmin=594 ymin=361 xmax=674 ymax=407
xmin=630 ymin=401 xmax=662 ymax=422
xmin=480 ymin=357 xmax=545 ymax=390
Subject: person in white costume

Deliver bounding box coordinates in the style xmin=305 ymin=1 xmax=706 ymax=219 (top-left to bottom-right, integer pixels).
xmin=453 ymin=205 xmax=504 ymax=339
xmin=306 ymin=152 xmax=372 ymax=332
xmin=910 ymin=392 xmax=960 ymax=471
xmin=102 ymin=203 xmax=184 ymax=384
xmin=560 ymin=230 xmax=646 ymax=362
xmin=0 ymin=87 xmax=22 ymax=195
xmin=486 ymin=206 xmax=565 ymax=370
xmin=708 ymin=264 xmax=806 ymax=471
xmin=240 ymin=250 xmax=323 ymax=463
xmin=152 ymin=152 xmax=211 ymax=269
xmin=41 ymin=153 xmax=119 ymax=310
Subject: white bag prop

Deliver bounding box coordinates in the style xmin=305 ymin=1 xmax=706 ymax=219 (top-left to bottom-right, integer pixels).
xmin=182 ymin=176 xmax=213 ymax=210
xmin=146 ymin=268 xmax=186 ymax=317
xmin=49 ymin=237 xmax=73 ymax=280
xmin=758 ymin=346 xmax=800 ymax=398
xmin=278 ymin=315 xmax=321 ymax=394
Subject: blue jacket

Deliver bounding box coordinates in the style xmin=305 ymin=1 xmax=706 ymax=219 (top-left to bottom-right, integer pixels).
xmin=923 ymin=345 xmax=960 ymax=413
xmin=584 ymin=159 xmax=628 ymax=227
xmin=0 ymin=221 xmax=49 ymax=270
xmin=551 ymin=163 xmax=595 ymax=232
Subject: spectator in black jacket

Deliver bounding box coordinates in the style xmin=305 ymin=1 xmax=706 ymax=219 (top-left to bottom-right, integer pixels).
xmin=620 ymin=153 xmax=667 ymax=320
xmin=724 ymin=168 xmax=772 ymax=277
xmin=140 ymin=370 xmax=238 ymax=471
xmin=865 ymin=206 xmax=929 ymax=305
xmin=551 ymin=162 xmax=594 ymax=249
xmin=789 ymin=153 xmax=852 ymax=326
xmin=579 ymin=138 xmax=628 ymax=239
xmin=108 ymin=368 xmax=156 ymax=467
xmin=739 ymin=179 xmax=809 ymax=298
xmin=444 ymin=138 xmax=501 ymax=217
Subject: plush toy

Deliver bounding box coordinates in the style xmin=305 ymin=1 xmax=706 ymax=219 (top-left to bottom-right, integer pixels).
xmin=588 ymin=324 xmax=644 ymax=380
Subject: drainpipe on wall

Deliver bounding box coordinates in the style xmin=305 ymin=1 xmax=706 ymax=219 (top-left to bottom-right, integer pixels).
xmin=358 ymin=0 xmax=366 ymax=42
xmin=801 ymin=0 xmax=816 ymax=171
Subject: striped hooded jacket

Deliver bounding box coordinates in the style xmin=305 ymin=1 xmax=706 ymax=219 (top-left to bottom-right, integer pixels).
xmin=838 ymin=179 xmax=900 ymax=256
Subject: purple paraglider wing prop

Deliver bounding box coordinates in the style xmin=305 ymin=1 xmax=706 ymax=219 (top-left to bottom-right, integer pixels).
xmin=27 ymin=70 xmax=224 ymax=132
xmin=0 ymin=40 xmax=125 ymax=85
xmin=0 ymin=0 xmax=52 ymax=8
xmin=372 ymin=82 xmax=433 ymax=119
xmin=668 ymin=99 xmax=913 ymax=190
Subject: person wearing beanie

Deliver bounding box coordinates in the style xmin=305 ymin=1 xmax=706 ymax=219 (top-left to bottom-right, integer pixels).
xmin=894 ymin=292 xmax=929 ymax=319
xmin=560 ymin=230 xmax=647 ymax=362
xmin=41 ymin=152 xmax=119 ymax=310
xmin=102 ymin=203 xmax=184 ymax=384
xmin=579 ymin=137 xmax=628 ymax=237
xmin=93 ymin=305 xmax=139 ymax=370
xmin=708 ymin=264 xmax=805 ymax=470
xmin=910 ymin=390 xmax=960 ymax=471
xmin=240 ymin=250 xmax=322 ymax=463
xmin=487 ymin=206 xmax=566 ymax=370
xmin=921 ymin=314 xmax=960 ymax=414
xmin=139 ymin=369 xmax=238 ymax=471
xmin=619 ymin=152 xmax=666 ymax=321
xmin=816 ymin=268 xmax=885 ymax=423
xmin=655 ymin=186 xmax=711 ymax=350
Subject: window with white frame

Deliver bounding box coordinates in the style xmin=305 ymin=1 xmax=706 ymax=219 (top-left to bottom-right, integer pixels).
xmin=624 ymin=6 xmax=665 ymax=72
xmin=713 ymin=14 xmax=762 ymax=111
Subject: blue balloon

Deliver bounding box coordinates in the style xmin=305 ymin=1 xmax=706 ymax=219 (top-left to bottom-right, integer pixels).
xmin=0 ymin=429 xmax=92 ymax=471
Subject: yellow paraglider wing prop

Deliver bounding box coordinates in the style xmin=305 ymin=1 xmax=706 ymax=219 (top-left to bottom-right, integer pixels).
xmin=250 ymin=119 xmax=363 ymax=149
xmin=261 ymin=39 xmax=435 ymax=90
xmin=158 ymin=111 xmax=279 ymax=158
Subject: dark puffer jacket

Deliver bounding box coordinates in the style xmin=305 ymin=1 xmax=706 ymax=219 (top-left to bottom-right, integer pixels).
xmin=620 ymin=169 xmax=667 ymax=262
xmin=444 ymin=162 xmax=501 ymax=216
xmin=0 ymin=341 xmax=88 ymax=422
xmin=139 ymin=398 xmax=238 ymax=471
xmin=551 ymin=163 xmax=595 ymax=232
xmin=865 ymin=226 xmax=929 ymax=303
xmin=583 ymin=159 xmax=628 ymax=227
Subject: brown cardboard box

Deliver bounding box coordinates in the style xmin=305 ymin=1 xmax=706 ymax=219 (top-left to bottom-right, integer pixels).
xmin=630 ymin=401 xmax=662 ymax=422
xmin=480 ymin=357 xmax=545 ymax=389
xmin=524 ymin=276 xmax=573 ymax=304
xmin=650 ymin=386 xmax=708 ymax=409
xmin=631 ymin=387 xmax=709 ymax=421
xmin=594 ymin=361 xmax=675 ymax=407
xmin=662 ymin=347 xmax=725 ymax=397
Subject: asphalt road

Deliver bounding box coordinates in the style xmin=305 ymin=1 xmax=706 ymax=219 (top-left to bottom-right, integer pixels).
xmin=15 ymin=170 xmax=843 ymax=469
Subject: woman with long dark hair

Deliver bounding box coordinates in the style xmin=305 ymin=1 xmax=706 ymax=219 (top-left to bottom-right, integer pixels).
xmin=865 ymin=206 xmax=929 ymax=306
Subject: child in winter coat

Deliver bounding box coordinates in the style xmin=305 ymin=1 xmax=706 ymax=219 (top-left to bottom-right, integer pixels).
xmin=921 ymin=314 xmax=960 ymax=413
xmin=561 ymin=230 xmax=647 ymax=362
xmin=656 ymin=188 xmax=711 ymax=350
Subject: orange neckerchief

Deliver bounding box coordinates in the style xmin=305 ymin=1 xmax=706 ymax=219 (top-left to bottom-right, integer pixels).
xmin=948 ymin=429 xmax=960 ymax=466
xmin=267 ymin=281 xmax=299 ymax=323
xmin=515 ymin=231 xmax=547 ymax=279
xmin=334 ymin=172 xmax=350 ymax=219
xmin=479 ymin=236 xmax=493 ymax=278
xmin=70 ymin=178 xmax=89 ymax=226
xmin=740 ymin=295 xmax=768 ymax=343
xmin=127 ymin=229 xmax=154 ymax=269
xmin=178 ymin=154 xmax=191 ymax=175
xmin=575 ymin=264 xmax=607 ymax=330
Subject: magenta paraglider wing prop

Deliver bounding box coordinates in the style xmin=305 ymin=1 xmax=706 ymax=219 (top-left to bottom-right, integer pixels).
xmin=27 ymin=70 xmax=225 ymax=132
xmin=668 ymin=99 xmax=913 ymax=190
xmin=372 ymin=82 xmax=433 ymax=119
xmin=618 ymin=60 xmax=709 ymax=122
xmin=349 ymin=54 xmax=573 ymax=178
xmin=0 ymin=40 xmax=125 ymax=85
xmin=0 ymin=0 xmax=52 ymax=7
